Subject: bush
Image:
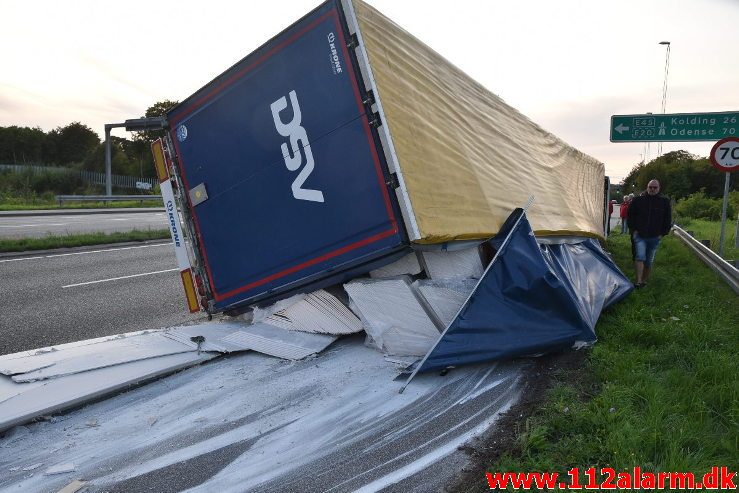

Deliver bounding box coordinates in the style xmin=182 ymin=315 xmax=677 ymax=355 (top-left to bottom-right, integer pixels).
xmin=0 ymin=168 xmax=86 ymax=204
xmin=675 ymin=190 xmax=736 ymax=221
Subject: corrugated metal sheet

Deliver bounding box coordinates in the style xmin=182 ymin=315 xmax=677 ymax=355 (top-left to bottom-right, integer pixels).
xmin=221 ymin=324 xmax=336 ymax=360
xmin=264 ymin=290 xmax=363 ymax=335
xmin=344 ymin=277 xmax=441 ymax=356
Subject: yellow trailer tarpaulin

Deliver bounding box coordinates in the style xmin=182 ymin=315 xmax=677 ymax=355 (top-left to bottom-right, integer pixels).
xmin=352 ymin=0 xmax=605 ymax=243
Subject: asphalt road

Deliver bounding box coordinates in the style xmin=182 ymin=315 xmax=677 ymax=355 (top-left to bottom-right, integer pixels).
xmin=608 ymin=204 xmax=622 ymax=234
xmin=0 ymin=242 xmax=201 ymax=355
xmin=0 ymin=211 xmax=168 ymax=239
xmin=0 ymin=239 xmax=528 ymax=493
xmin=1 ymin=336 xmax=525 ymax=493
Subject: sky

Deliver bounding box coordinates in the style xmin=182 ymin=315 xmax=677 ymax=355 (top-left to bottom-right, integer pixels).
xmin=1 ymin=0 xmax=738 ymax=182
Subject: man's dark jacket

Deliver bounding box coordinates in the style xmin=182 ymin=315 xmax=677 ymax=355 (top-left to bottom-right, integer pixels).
xmin=627 ymin=193 xmax=672 ymax=237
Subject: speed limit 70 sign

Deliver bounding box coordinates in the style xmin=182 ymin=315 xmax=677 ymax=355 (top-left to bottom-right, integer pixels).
xmin=710 ymin=137 xmax=739 ymax=172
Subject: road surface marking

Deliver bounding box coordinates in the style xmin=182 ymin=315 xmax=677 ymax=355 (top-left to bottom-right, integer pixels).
xmin=347 ymin=391 xmax=520 ymax=493
xmin=0 ymin=223 xmax=69 ymax=228
xmin=62 ymin=268 xmax=179 ymax=288
xmin=0 ymin=243 xmax=170 ymax=264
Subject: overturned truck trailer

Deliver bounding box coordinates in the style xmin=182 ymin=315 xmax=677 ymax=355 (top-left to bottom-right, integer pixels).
xmin=153 ymin=0 xmax=610 ymax=316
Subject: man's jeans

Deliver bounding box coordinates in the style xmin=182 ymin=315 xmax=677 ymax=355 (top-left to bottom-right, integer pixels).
xmin=633 ymin=234 xmax=661 ymax=267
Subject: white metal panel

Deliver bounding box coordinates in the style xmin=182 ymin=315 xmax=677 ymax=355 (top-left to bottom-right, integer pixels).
xmin=220 ymin=324 xmax=336 ymax=360
xmin=162 ymin=323 xmax=253 ymax=353
xmin=0 ymin=352 xmax=216 ymax=433
xmin=414 ymin=279 xmax=477 ymax=327
xmin=369 ymin=252 xmax=422 ymax=278
xmin=1 ymin=332 xmax=193 ymax=379
xmin=344 ymin=278 xmax=440 ymax=356
xmin=264 ymin=290 xmax=362 ymax=334
xmin=420 ymin=247 xmax=484 ymax=280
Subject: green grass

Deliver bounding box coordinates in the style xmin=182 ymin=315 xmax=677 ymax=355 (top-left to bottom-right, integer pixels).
xmin=0 ymin=229 xmax=170 ymax=252
xmin=678 ymin=218 xmax=738 ymax=261
xmin=488 ymin=234 xmax=738 ymax=485
xmin=0 ymin=200 xmax=162 ymax=211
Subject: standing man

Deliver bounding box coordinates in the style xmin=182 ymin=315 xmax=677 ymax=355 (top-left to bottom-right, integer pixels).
xmin=627 ymin=180 xmax=672 ymax=288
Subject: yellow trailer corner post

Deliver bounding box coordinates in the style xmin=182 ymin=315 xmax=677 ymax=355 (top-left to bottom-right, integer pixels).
xmin=152 ymin=138 xmax=200 ymax=313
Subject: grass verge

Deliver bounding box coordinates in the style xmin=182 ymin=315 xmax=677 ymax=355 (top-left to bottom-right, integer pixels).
xmin=678 ymin=218 xmax=738 ymax=261
xmin=0 ymin=229 xmax=170 ymax=253
xmin=477 ymin=234 xmax=738 ymax=490
xmin=0 ymin=200 xmax=162 ymax=211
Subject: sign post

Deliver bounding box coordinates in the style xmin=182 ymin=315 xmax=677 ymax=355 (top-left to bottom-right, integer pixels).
xmin=610 ymin=111 xmax=739 ymax=142
xmin=710 ymin=137 xmax=739 ymax=257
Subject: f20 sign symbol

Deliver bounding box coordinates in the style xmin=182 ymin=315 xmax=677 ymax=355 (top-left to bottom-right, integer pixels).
xmin=710 ymin=137 xmax=739 ymax=172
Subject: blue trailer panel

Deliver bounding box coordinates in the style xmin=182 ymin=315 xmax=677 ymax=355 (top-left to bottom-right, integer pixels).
xmin=167 ymin=0 xmax=406 ymax=311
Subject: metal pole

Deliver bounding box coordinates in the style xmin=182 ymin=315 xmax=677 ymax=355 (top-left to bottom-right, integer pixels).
xmin=657 ymin=41 xmax=670 ymax=156
xmin=718 ymin=172 xmax=730 ymax=257
xmin=104 ymin=125 xmax=112 ymax=196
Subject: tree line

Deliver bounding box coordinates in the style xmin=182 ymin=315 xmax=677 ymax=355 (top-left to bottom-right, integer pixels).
xmin=620 ymin=150 xmax=738 ymax=221
xmin=621 ymin=150 xmax=736 ymax=200
xmin=2 ymin=108 xmax=734 ymax=205
xmin=0 ymin=100 xmax=178 ymax=179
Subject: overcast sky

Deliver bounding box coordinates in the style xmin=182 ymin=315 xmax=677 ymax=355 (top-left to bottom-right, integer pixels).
xmin=2 ymin=0 xmax=737 ymax=181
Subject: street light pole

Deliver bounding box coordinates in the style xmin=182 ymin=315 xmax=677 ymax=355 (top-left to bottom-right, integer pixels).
xmin=102 ymin=117 xmax=166 ymax=196
xmin=657 ymin=41 xmax=671 ymax=156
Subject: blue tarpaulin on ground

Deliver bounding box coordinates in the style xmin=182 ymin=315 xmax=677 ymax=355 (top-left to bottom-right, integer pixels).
xmin=415 ymin=208 xmax=632 ymax=374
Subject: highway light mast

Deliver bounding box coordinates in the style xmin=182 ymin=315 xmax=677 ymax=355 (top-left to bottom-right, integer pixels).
xmin=103 ymin=117 xmax=166 ymax=196
xmin=657 ymin=41 xmax=671 ymax=156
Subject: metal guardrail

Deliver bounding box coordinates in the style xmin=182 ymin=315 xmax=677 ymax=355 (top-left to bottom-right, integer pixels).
xmin=673 ymin=225 xmax=739 ymax=294
xmin=55 ymin=195 xmax=162 ymax=206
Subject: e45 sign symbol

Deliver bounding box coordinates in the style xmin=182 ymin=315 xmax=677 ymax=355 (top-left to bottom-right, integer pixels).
xmin=710 ymin=137 xmax=739 ymax=172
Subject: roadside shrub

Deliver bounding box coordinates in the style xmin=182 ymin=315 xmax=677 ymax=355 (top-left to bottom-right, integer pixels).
xmin=0 ymin=168 xmax=86 ymax=204
xmin=675 ymin=190 xmax=735 ymax=221
xmin=730 ymin=190 xmax=739 ymax=218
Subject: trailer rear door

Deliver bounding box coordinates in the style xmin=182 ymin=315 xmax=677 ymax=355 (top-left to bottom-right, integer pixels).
xmin=167 ymin=0 xmax=406 ymax=311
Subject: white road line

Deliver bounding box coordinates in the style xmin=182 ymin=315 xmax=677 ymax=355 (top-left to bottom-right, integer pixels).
xmin=0 ymin=243 xmax=170 ymax=264
xmin=62 ymin=268 xmax=179 ymax=288
xmin=110 ymin=218 xmax=132 ymax=221
xmin=0 ymin=223 xmax=69 ymax=228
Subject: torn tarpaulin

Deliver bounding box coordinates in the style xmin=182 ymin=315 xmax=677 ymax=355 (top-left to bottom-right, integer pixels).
xmin=410 ymin=208 xmax=632 ymax=376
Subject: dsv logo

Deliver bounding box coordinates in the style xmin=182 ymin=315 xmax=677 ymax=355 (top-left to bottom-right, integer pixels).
xmin=270 ymin=90 xmax=324 ymax=203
